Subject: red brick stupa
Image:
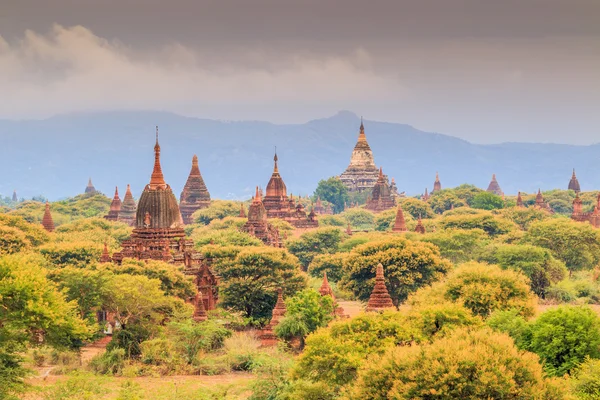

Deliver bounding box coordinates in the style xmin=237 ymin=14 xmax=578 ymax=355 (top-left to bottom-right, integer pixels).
xmin=486 ymin=174 xmax=503 ymax=196
xmin=117 ymin=184 xmax=136 ymax=226
xmin=392 ymin=204 xmax=407 ymax=232
xmin=568 ymin=169 xmax=581 ymax=193
xmin=241 ymin=187 xmax=281 ymax=247
xmin=366 ymin=264 xmax=394 ymax=312
xmin=41 ymin=201 xmax=55 ymax=232
xmin=85 ymin=178 xmax=97 ymax=194
xmin=572 ymin=193 xmax=600 ymax=228
xmin=100 ymin=242 xmax=111 ymax=263
xmin=179 ymin=155 xmax=211 ymax=224
xmin=422 ymin=188 xmax=430 ymax=201
xmin=260 ymin=288 xmax=287 ymax=347
xmin=365 ymin=167 xmax=395 ymax=213
xmin=192 ymin=291 xmax=208 ymax=322
xmin=516 ymin=191 xmax=524 ymax=208
xmin=104 ymin=187 xmax=122 ymax=222
xmin=239 ymin=203 xmax=246 ymax=218
xmin=319 ymin=272 xmax=346 ymax=317
xmin=432 ymin=172 xmax=442 ymax=193
xmin=414 ymin=215 xmax=426 ymax=234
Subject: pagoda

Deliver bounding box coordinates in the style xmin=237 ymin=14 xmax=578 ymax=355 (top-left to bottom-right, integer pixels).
xmin=432 ymin=172 xmax=442 ymax=193
xmin=239 ymin=203 xmax=246 ymax=218
xmin=179 ymin=155 xmax=211 ymax=224
xmin=314 ymin=197 xmax=333 ymax=215
xmin=100 ymin=242 xmax=111 ymax=263
xmin=392 ymin=204 xmax=407 ymax=232
xmin=534 ymin=189 xmax=553 ymax=213
xmin=85 ymin=178 xmax=97 ymax=194
xmin=241 ymin=187 xmax=282 ymax=247
xmin=339 ymin=120 xmax=381 ymax=192
xmin=41 ymin=201 xmax=55 ymax=232
xmin=319 ymin=272 xmax=346 ymax=317
xmin=12 ymin=190 xmax=17 ymax=202
xmin=262 ymin=153 xmax=318 ymax=229
xmin=259 ymin=288 xmax=287 ymax=347
xmin=568 ymin=169 xmax=581 ymax=193
xmin=110 ymin=128 xmax=218 ymax=313
xmin=104 ymin=187 xmax=122 ymax=221
xmin=422 ymin=188 xmax=430 ymax=201
xmin=365 ymin=167 xmax=395 ymax=213
xmin=192 ymin=291 xmax=208 ymax=322
xmin=414 ymin=215 xmax=425 ymax=234
xmin=486 ymin=174 xmax=503 ymax=196
xmin=516 ymin=191 xmax=524 ymax=207
xmin=118 ymin=184 xmax=137 ymax=226
xmin=572 ymin=193 xmax=600 ymax=228
xmin=365 ymin=264 xmax=394 ymax=312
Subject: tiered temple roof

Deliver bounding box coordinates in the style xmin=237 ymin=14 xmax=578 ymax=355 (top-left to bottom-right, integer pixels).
xmin=414 ymin=215 xmax=425 ymax=234
xmin=118 ymin=184 xmax=137 ymax=226
xmin=179 ymin=155 xmax=211 ymax=224
xmin=319 ymin=272 xmax=346 ymax=317
xmin=104 ymin=187 xmax=122 ymax=221
xmin=260 ymin=288 xmax=287 ymax=346
xmin=516 ymin=192 xmax=524 ymax=207
xmin=192 ymin=291 xmax=208 ymax=322
xmin=85 ymin=178 xmax=97 ymax=194
xmin=314 ymin=196 xmax=333 ymax=215
xmin=110 ymin=128 xmax=218 ymax=314
xmin=432 ymin=172 xmax=442 ymax=193
xmin=366 ymin=264 xmax=395 ymax=312
xmin=486 ymin=174 xmax=503 ymax=196
xmin=339 ymin=120 xmax=381 ymax=192
xmin=534 ymin=189 xmax=553 ymax=213
xmin=422 ymin=188 xmax=430 ymax=201
xmin=392 ymin=204 xmax=407 ymax=232
xmin=239 ymin=203 xmax=246 ymax=218
xmin=568 ymin=169 xmax=581 ymax=193
xmin=572 ymin=192 xmax=600 ymax=228
xmin=41 ymin=201 xmax=55 ymax=232
xmin=100 ymin=242 xmax=111 ymax=263
xmin=242 ymin=187 xmax=282 ymax=247
xmin=365 ymin=167 xmax=395 ymax=213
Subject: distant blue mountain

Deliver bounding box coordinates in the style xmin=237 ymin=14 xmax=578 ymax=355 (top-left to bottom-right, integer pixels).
xmin=0 ymin=110 xmax=597 ymax=201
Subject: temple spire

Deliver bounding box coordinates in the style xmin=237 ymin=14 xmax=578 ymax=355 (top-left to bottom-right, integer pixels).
xmin=358 ymin=118 xmax=367 ymax=143
xmin=568 ymin=168 xmax=581 ymax=193
xmin=149 ymin=126 xmax=166 ymax=189
xmin=366 ymin=264 xmax=394 ymax=312
xmin=273 ymin=151 xmax=279 ymax=173
xmin=42 ymin=201 xmax=55 ymax=232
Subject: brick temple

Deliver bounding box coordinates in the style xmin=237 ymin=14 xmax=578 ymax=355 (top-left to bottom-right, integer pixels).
xmin=568 ymin=169 xmax=581 ymax=193
xmin=365 ymin=167 xmax=395 ymax=213
xmin=179 ymin=155 xmax=211 ymax=224
xmin=118 ymin=184 xmax=137 ymax=226
xmin=104 ymin=187 xmax=121 ymax=222
xmin=339 ymin=120 xmax=383 ymax=193
xmin=241 ymin=187 xmax=282 ymax=247
xmin=366 ymin=264 xmax=395 ymax=312
xmin=41 ymin=201 xmax=55 ymax=232
xmin=572 ymin=192 xmax=600 ymax=228
xmin=486 ymin=174 xmax=503 ymax=196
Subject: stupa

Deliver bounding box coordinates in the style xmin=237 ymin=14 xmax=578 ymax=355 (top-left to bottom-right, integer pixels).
xmin=192 ymin=291 xmax=208 ymax=322
xmin=118 ymin=184 xmax=137 ymax=226
xmin=12 ymin=190 xmax=17 ymax=202
xmin=241 ymin=187 xmax=282 ymax=247
xmin=85 ymin=178 xmax=97 ymax=194
xmin=365 ymin=167 xmax=395 ymax=213
xmin=239 ymin=203 xmax=246 ymax=218
xmin=516 ymin=192 xmax=524 ymax=207
xmin=414 ymin=215 xmax=426 ymax=234
xmin=100 ymin=242 xmax=111 ymax=263
xmin=110 ymin=127 xmax=218 ymax=313
xmin=339 ymin=120 xmax=381 ymax=192
xmin=572 ymin=192 xmax=600 ymax=228
xmin=365 ymin=264 xmax=394 ymax=312
xmin=179 ymin=155 xmax=211 ymax=224
xmin=486 ymin=174 xmax=503 ymax=196
xmin=259 ymin=288 xmax=287 ymax=347
xmin=568 ymin=169 xmax=581 ymax=193
xmin=104 ymin=187 xmax=122 ymax=221
xmin=432 ymin=172 xmax=442 ymax=193
xmin=41 ymin=201 xmax=55 ymax=232
xmin=422 ymin=188 xmax=430 ymax=201
xmin=392 ymin=204 xmax=407 ymax=232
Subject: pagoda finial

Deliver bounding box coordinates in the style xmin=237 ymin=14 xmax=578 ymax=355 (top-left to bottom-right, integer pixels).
xmin=254 ymin=186 xmax=261 ymax=202
xmin=273 ymin=149 xmax=279 ymax=173
xmin=379 ymin=166 xmax=383 ymax=178
xmin=192 ymin=154 xmax=198 ymax=166
xmin=358 ymin=119 xmax=367 ymax=142
xmin=114 ymin=186 xmax=119 ymax=198
xmin=149 ymin=126 xmax=166 ymax=189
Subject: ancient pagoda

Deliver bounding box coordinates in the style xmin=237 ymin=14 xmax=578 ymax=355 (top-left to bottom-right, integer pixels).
xmin=100 ymin=242 xmax=111 ymax=263
xmin=12 ymin=190 xmax=17 ymax=202
xmin=339 ymin=120 xmax=381 ymax=193
xmin=422 ymin=188 xmax=430 ymax=201
xmin=392 ymin=204 xmax=407 ymax=232
xmin=104 ymin=187 xmax=121 ymax=222
xmin=572 ymin=193 xmax=600 ymax=228
xmin=85 ymin=178 xmax=97 ymax=194
xmin=432 ymin=172 xmax=442 ymax=193
xmin=110 ymin=128 xmax=218 ymax=313
xmin=241 ymin=187 xmax=282 ymax=247
xmin=117 ymin=184 xmax=137 ymax=226
xmin=262 ymin=153 xmax=318 ymax=228
xmin=319 ymin=272 xmax=346 ymax=317
xmin=314 ymin=197 xmax=333 ymax=215
xmin=366 ymin=264 xmax=394 ymax=312
xmin=486 ymin=174 xmax=503 ymax=196
xmin=365 ymin=167 xmax=395 ymax=213
xmin=568 ymin=169 xmax=581 ymax=193
xmin=414 ymin=215 xmax=425 ymax=234
xmin=41 ymin=201 xmax=55 ymax=232
xmin=259 ymin=288 xmax=287 ymax=347
xmin=192 ymin=291 xmax=208 ymax=322
xmin=516 ymin=191 xmax=524 ymax=207
xmin=239 ymin=203 xmax=246 ymax=218
xmin=179 ymin=155 xmax=211 ymax=224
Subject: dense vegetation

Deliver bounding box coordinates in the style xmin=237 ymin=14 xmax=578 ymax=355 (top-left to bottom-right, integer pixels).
xmin=2 ymin=187 xmax=600 ymax=399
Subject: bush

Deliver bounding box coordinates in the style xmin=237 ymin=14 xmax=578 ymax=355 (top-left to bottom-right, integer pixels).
xmin=346 ymin=328 xmax=565 ymax=400
xmin=399 ymin=198 xmax=434 ymax=219
xmin=192 ymin=200 xmax=240 ymax=225
xmin=340 ymin=209 xmax=375 ymax=230
xmin=439 ymin=211 xmax=517 ymax=236
xmin=167 ymin=319 xmax=232 ymax=364
xmin=89 ymin=348 xmax=126 ymax=375
xmin=471 ymin=191 xmax=505 ymax=210
xmin=286 ymin=227 xmax=343 ymax=269
xmin=570 ymin=357 xmax=600 ymax=400
xmin=419 ymin=228 xmax=489 ymax=264
xmin=307 ymin=253 xmax=348 ymax=282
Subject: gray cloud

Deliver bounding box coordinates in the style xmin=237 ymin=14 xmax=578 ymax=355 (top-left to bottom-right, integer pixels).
xmin=0 ymin=0 xmax=599 ymax=144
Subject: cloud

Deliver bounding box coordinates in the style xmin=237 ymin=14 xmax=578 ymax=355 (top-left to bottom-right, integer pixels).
xmin=0 ymin=24 xmax=402 ymax=121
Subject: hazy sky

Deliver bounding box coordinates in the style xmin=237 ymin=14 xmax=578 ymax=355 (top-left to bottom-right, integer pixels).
xmin=1 ymin=0 xmax=598 ymax=144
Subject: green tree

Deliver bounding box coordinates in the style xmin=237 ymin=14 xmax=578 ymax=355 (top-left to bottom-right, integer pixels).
xmin=340 ymin=209 xmax=375 ymax=230
xmin=452 ymin=184 xmax=484 ymax=206
xmin=340 ymin=237 xmax=451 ymax=305
xmin=38 ymin=241 xmax=103 ymax=268
xmin=275 ymin=289 xmax=334 ymax=348
xmin=192 ymin=200 xmax=241 ymax=225
xmin=314 ymin=177 xmax=349 ymax=214
xmin=471 ymin=191 xmax=505 ymax=210
xmin=429 ymin=190 xmax=466 ymax=214
xmin=399 ymin=198 xmax=434 ymax=219
xmin=286 ymin=227 xmax=343 ymax=269
xmin=409 ymin=261 xmax=537 ymax=318
xmin=307 ymin=252 xmax=348 ymax=282
xmin=439 ymin=210 xmax=517 ymax=236
xmin=497 ymin=206 xmax=550 ymax=230
xmin=0 ymin=214 xmax=50 ymax=247
xmin=214 ymin=247 xmax=307 ymax=321
xmin=524 ymin=219 xmax=600 ymax=273
xmin=373 ymin=209 xmax=399 ymax=231
xmin=527 ymin=306 xmax=600 ymax=376
xmin=347 ymin=328 xmax=564 ymax=400
xmin=418 ymin=228 xmax=489 ymax=264
xmin=570 ymin=357 xmax=600 ymax=400
xmin=478 ymin=244 xmax=568 ymax=297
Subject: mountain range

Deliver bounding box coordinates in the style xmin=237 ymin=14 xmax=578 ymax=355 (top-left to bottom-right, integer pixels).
xmin=0 ymin=110 xmax=597 ymax=201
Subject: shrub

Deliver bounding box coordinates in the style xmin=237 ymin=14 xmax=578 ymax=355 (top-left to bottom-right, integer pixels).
xmin=570 ymin=357 xmax=600 ymax=400
xmin=307 ymin=253 xmax=348 ymax=282
xmin=439 ymin=211 xmax=517 ymax=236
xmin=419 ymin=228 xmax=489 ymax=264
xmin=89 ymin=348 xmax=126 ymax=375
xmin=167 ymin=319 xmax=232 ymax=364
xmin=340 ymin=209 xmax=375 ymax=230
xmin=286 ymin=227 xmax=343 ymax=269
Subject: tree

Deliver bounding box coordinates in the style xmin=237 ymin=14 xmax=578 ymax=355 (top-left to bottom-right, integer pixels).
xmin=307 ymin=253 xmax=348 ymax=282
xmin=192 ymin=200 xmax=241 ymax=225
xmin=524 ymin=219 xmax=600 ymax=273
xmin=275 ymin=289 xmax=334 ymax=348
xmin=286 ymin=227 xmax=343 ymax=269
xmin=399 ymin=198 xmax=434 ymax=219
xmin=497 ymin=207 xmax=550 ymax=230
xmin=191 ymin=226 xmax=263 ymax=247
xmin=409 ymin=261 xmax=537 ymax=318
xmin=527 ymin=306 xmax=600 ymax=376
xmin=38 ymin=241 xmax=103 ymax=268
xmin=213 ymin=247 xmax=307 ymax=321
xmin=471 ymin=191 xmax=505 ymax=210
xmin=340 ymin=237 xmax=451 ymax=306
xmin=0 ymin=253 xmax=91 ymax=398
xmin=429 ymin=190 xmax=466 ymax=213
xmin=478 ymin=244 xmax=568 ymax=297
xmin=0 ymin=226 xmax=29 ymax=255
xmin=314 ymin=177 xmax=349 ymax=214
xmin=418 ymin=228 xmax=489 ymax=264
xmin=0 ymin=214 xmax=49 ymax=247
xmin=346 ymin=328 xmax=565 ymax=400
xmin=570 ymin=357 xmax=600 ymax=400
xmin=452 ymin=184 xmax=484 ymax=206
xmin=340 ymin=209 xmax=375 ymax=229
xmin=439 ymin=210 xmax=517 ymax=236
xmin=373 ymin=209 xmax=399 ymax=231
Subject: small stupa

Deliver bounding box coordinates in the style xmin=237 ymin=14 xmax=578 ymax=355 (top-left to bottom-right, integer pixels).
xmin=414 ymin=215 xmax=425 ymax=234
xmin=41 ymin=201 xmax=55 ymax=232
xmin=365 ymin=264 xmax=394 ymax=312
xmin=392 ymin=204 xmax=407 ymax=232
